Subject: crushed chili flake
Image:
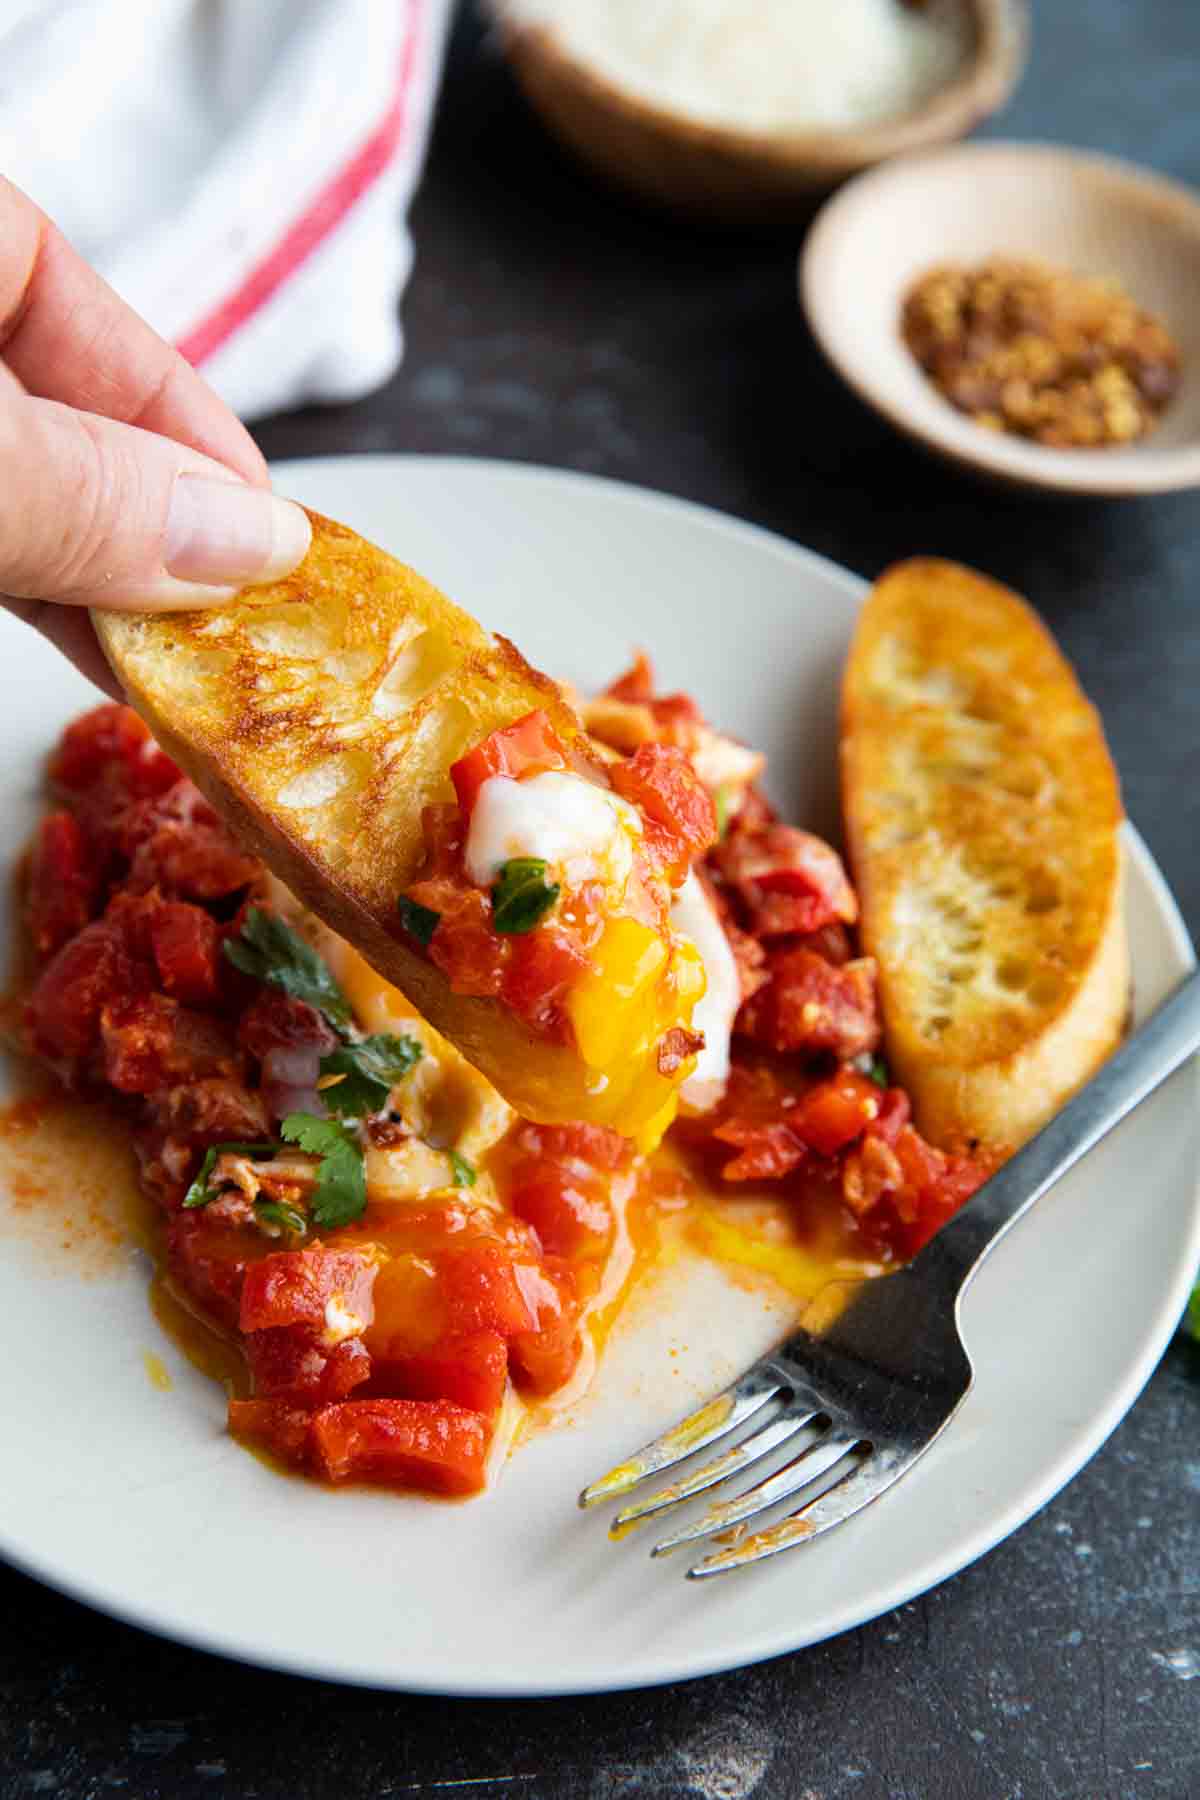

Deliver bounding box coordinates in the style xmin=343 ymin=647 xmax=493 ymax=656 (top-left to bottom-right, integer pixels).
xmin=901 ymin=256 xmax=1180 ymax=448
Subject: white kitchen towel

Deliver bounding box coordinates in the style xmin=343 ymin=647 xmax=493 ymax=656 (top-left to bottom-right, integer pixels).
xmin=0 ymin=0 xmax=453 ymax=420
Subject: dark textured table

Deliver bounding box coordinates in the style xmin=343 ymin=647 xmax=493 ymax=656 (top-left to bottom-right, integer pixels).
xmin=5 ymin=5 xmax=1200 ymax=1797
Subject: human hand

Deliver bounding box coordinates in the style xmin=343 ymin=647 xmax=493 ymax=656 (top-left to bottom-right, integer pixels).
xmin=0 ymin=177 xmax=311 ymax=696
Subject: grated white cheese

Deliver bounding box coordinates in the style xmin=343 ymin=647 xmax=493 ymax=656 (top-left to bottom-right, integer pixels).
xmin=502 ymin=0 xmax=968 ymax=134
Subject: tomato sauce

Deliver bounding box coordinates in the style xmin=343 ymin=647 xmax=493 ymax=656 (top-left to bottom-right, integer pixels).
xmin=5 ymin=695 xmax=992 ymax=1503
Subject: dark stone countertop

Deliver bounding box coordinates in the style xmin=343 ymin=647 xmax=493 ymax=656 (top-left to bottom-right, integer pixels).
xmin=4 ymin=4 xmax=1199 ymax=1797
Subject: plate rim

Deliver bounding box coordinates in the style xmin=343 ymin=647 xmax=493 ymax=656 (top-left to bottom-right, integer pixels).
xmin=2 ymin=454 xmax=1197 ymax=1694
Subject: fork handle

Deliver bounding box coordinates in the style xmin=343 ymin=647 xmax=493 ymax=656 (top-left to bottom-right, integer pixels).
xmin=931 ymin=964 xmax=1200 ymax=1288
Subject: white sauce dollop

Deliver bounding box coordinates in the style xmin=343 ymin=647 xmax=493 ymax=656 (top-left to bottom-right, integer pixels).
xmin=671 ymin=871 xmax=740 ymax=1111
xmin=464 ymin=770 xmax=639 ymax=892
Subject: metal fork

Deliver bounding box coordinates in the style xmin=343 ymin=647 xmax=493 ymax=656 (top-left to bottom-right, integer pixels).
xmin=581 ymin=967 xmax=1200 ymax=1577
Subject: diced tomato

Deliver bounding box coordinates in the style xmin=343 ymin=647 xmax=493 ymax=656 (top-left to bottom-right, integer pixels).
xmin=150 ymin=902 xmax=222 ymax=1007
xmin=437 ymin=1242 xmax=536 ymax=1338
xmin=508 ymin=1258 xmax=583 ymax=1396
xmin=27 ymin=811 xmax=98 ymax=959
xmin=100 ymin=993 xmax=237 ymax=1094
xmin=308 ymin=1398 xmax=491 ymax=1495
xmin=128 ymin=820 xmax=259 ymax=901
xmin=245 ymin=1326 xmax=371 ymax=1403
xmin=227 ymin=1399 xmax=311 ymax=1468
xmin=509 ymin=1158 xmax=613 ymax=1259
xmin=236 ymin=988 xmax=339 ymax=1062
xmin=166 ymin=1212 xmax=257 ymax=1330
xmin=146 ymin=1075 xmax=270 ymax=1145
xmin=712 ymin=1118 xmax=807 ymax=1183
xmin=25 ymin=919 xmax=133 ymax=1063
xmin=499 ymin=926 xmax=587 ymax=1036
xmin=49 ymin=704 xmax=180 ymax=799
xmin=610 ymin=743 xmax=717 ymax=882
xmin=513 ymin=1121 xmax=630 ymax=1171
xmin=373 ymin=1329 xmax=509 ymax=1415
xmin=788 ymin=1070 xmax=883 ymax=1157
xmin=604 ymin=652 xmax=656 ymax=704
xmin=737 ymin=949 xmax=880 ymax=1061
xmin=240 ymin=1247 xmax=379 ymax=1335
xmin=450 ymin=710 xmax=570 ymax=818
xmin=415 ymin=884 xmax=505 ymax=996
xmin=792 ymin=923 xmax=854 ymax=967
xmin=868 ymin=1087 xmax=911 ymax=1147
xmin=717 ymin=824 xmax=857 ymax=937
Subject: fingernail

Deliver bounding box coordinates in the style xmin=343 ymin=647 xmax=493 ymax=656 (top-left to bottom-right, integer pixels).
xmin=165 ymin=476 xmax=311 ymax=587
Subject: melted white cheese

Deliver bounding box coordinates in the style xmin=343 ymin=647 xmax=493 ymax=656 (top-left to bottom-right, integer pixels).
xmin=322 ymin=1294 xmax=367 ymax=1346
xmin=671 ymin=871 xmax=740 ymax=1111
xmin=464 ymin=770 xmax=639 ymax=892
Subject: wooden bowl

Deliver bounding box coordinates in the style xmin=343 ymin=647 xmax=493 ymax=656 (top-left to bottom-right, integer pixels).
xmin=801 ymin=142 xmax=1200 ymax=496
xmin=492 ymin=0 xmax=1028 ymax=225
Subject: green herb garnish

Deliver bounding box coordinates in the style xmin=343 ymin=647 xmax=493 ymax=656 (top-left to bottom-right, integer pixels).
xmin=1185 ymin=1284 xmax=1200 ymax=1343
xmin=491 ymin=857 xmax=560 ymax=935
xmin=280 ymin=1113 xmax=367 ymax=1229
xmin=224 ymin=908 xmax=353 ymax=1032
xmin=319 ymin=1033 xmax=423 ymax=1118
xmin=448 ymin=1150 xmax=476 ymax=1189
xmin=866 ymin=1055 xmax=891 ymax=1090
xmin=713 ymin=783 xmax=737 ymax=841
xmin=397 ymin=895 xmax=441 ymax=948
xmin=183 ymin=1141 xmax=279 ymax=1209
xmin=254 ymin=1199 xmax=308 ymax=1237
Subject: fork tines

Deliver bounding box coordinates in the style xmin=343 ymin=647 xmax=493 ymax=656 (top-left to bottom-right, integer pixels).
xmin=580 ymin=1365 xmax=886 ymax=1578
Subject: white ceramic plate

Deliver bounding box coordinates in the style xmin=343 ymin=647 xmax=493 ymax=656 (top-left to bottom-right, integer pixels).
xmin=1 ymin=456 xmax=1196 ymax=1696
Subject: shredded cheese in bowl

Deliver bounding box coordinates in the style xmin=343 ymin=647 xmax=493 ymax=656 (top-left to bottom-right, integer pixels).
xmin=499 ymin=0 xmax=970 ymax=134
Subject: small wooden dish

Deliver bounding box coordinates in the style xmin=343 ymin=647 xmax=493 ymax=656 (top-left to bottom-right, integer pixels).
xmin=801 ymin=142 xmax=1200 ymax=496
xmin=492 ymin=0 xmax=1028 ymax=225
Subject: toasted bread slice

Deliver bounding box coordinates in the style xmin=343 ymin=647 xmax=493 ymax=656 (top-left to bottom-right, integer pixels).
xmin=92 ymin=509 xmax=683 ymax=1134
xmin=841 ymin=558 xmax=1128 ymax=1155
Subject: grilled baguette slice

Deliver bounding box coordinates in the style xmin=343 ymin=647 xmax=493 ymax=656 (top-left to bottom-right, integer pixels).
xmin=841 ymin=558 xmax=1128 ymax=1155
xmin=93 ymin=509 xmax=680 ymax=1134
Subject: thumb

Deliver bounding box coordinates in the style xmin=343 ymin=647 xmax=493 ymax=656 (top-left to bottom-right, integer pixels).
xmin=0 ymin=388 xmax=310 ymax=609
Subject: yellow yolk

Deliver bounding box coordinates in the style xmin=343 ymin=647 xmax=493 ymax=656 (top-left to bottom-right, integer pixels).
xmin=567 ymin=920 xmax=707 ymax=1149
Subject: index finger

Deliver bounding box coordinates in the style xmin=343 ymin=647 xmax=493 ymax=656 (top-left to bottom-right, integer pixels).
xmin=0 ymin=177 xmax=268 ymax=487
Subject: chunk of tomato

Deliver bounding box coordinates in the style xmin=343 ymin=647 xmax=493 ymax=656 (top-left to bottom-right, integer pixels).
xmin=513 ymin=1121 xmax=630 ymax=1171
xmin=437 ymin=1242 xmax=536 ymax=1338
xmin=507 ymin=1258 xmax=583 ymax=1397
xmin=499 ymin=926 xmax=586 ymax=1036
xmin=609 ymin=743 xmax=716 ymax=881
xmin=240 ymin=1247 xmax=379 ymax=1335
xmin=789 ymin=1070 xmax=884 ymax=1157
xmin=509 ymin=1158 xmax=612 ymax=1259
xmin=27 ymin=811 xmax=98 ymax=959
xmin=308 ymin=1398 xmax=491 ymax=1495
xmin=449 ymin=710 xmax=570 ymax=817
xmin=25 ymin=919 xmax=132 ymax=1062
xmin=227 ymin=1399 xmax=311 ymax=1468
xmin=245 ymin=1326 xmax=371 ymax=1403
xmin=49 ymin=704 xmax=180 ymax=799
xmin=150 ymin=902 xmax=222 ymax=1007
xmin=100 ymin=993 xmax=237 ymax=1094
xmin=372 ymin=1329 xmax=509 ymax=1415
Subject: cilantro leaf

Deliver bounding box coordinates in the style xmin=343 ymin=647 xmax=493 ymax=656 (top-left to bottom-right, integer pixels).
xmin=448 ymin=1150 xmax=476 ymax=1189
xmin=280 ymin=1113 xmax=366 ymax=1229
xmin=224 ymin=908 xmax=353 ymax=1032
xmin=866 ymin=1055 xmax=891 ymax=1090
xmin=491 ymin=858 xmax=560 ymax=935
xmin=255 ymin=1199 xmax=308 ymax=1237
xmin=319 ymin=1032 xmax=423 ymax=1118
xmin=397 ymin=895 xmax=441 ymax=948
xmin=183 ymin=1140 xmax=278 ymax=1209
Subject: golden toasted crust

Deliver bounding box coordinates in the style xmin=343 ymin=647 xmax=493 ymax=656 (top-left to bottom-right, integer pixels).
xmin=841 ymin=557 xmax=1128 ymax=1154
xmin=93 ymin=510 xmax=630 ymax=1127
